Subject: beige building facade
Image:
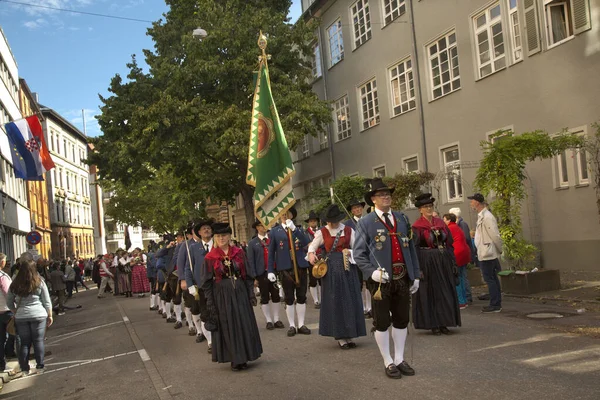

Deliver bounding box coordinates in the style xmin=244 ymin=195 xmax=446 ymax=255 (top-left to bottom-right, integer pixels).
xmin=296 ymin=0 xmax=600 ymax=271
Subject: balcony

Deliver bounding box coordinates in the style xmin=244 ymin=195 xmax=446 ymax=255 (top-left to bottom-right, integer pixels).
xmin=142 ymin=230 xmax=160 ymax=241
xmin=107 ymin=232 xmax=124 ymax=241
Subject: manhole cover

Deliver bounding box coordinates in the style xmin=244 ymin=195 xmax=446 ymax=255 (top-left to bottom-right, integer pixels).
xmin=526 ymin=312 xmax=564 ymax=319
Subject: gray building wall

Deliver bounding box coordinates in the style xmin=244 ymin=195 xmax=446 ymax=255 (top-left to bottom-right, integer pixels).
xmin=295 ymin=0 xmax=600 ymax=271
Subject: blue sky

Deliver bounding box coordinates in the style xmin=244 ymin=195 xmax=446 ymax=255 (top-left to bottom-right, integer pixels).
xmin=0 ymin=0 xmax=302 ymax=137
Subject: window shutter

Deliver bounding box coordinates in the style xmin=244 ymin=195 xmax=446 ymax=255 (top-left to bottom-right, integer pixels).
xmin=523 ymin=0 xmax=541 ymax=56
xmin=570 ymin=0 xmax=592 ymax=35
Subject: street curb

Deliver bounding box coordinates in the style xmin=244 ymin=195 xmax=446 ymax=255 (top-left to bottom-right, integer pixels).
xmin=114 ymin=300 xmax=173 ymax=400
xmin=504 ymin=293 xmax=600 ymax=305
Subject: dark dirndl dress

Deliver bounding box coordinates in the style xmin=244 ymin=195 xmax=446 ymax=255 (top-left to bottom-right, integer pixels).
xmin=412 ymin=217 xmax=461 ymax=330
xmin=318 ymin=227 xmax=366 ymax=340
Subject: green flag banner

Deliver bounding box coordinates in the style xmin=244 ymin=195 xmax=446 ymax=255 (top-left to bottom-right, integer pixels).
xmin=246 ymin=61 xmax=295 ymax=228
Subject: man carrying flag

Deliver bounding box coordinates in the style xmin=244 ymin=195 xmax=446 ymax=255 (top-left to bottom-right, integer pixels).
xmin=4 ymin=115 xmax=55 ymax=180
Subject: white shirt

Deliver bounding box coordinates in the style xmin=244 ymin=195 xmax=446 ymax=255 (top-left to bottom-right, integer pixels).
xmin=201 ymin=239 xmax=213 ymax=253
xmin=375 ymin=207 xmax=395 ymax=228
xmin=308 ymin=224 xmax=355 ymax=254
xmin=257 ymin=234 xmax=268 ymax=242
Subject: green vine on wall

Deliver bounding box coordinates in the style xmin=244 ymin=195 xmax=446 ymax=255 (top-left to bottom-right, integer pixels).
xmin=474 ymin=130 xmax=584 ymax=270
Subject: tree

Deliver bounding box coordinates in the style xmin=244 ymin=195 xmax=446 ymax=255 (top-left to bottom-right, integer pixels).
xmin=582 ymin=122 xmax=600 ymax=222
xmin=475 ymin=130 xmax=584 ymax=269
xmin=303 ymin=175 xmax=366 ymax=220
xmin=384 ymin=172 xmax=435 ymax=211
xmin=88 ymin=0 xmax=331 ymax=236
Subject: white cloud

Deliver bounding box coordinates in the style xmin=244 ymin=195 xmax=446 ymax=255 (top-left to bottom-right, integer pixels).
xmin=23 ymin=18 xmax=48 ymax=29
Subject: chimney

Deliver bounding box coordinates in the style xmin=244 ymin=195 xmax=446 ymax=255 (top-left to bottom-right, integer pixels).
xmin=32 ymin=92 xmax=39 ymax=103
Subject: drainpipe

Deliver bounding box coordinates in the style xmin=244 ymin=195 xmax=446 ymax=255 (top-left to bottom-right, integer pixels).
xmin=408 ymin=0 xmax=428 ymax=172
xmin=317 ymin=24 xmax=336 ymax=180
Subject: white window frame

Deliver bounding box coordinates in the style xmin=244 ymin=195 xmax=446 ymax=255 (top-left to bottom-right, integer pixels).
xmin=486 ymin=125 xmax=514 ymax=143
xmin=299 ymin=135 xmax=310 ymax=159
xmin=441 ymin=144 xmax=463 ymax=202
xmin=472 ymin=2 xmax=506 ymax=79
xmin=556 ymin=149 xmax=570 ymax=188
xmin=571 ymin=128 xmax=589 ymax=186
xmin=373 ymin=164 xmax=386 ymax=177
xmin=543 ymin=0 xmax=574 ymax=48
xmin=506 ymin=0 xmax=523 ymax=63
xmin=333 ymin=95 xmax=351 ymax=142
xmin=358 ymin=78 xmax=380 ymax=131
xmin=312 ymin=41 xmax=322 ymax=79
xmin=389 ymin=57 xmax=416 ymax=117
xmin=318 ymin=130 xmax=329 ymax=151
xmin=402 ymin=155 xmax=419 ymax=173
xmin=350 ymin=0 xmax=372 ymax=48
xmin=382 ymin=0 xmax=406 ymax=26
xmin=327 ymin=19 xmax=345 ymax=67
xmin=427 ymin=30 xmax=461 ymax=100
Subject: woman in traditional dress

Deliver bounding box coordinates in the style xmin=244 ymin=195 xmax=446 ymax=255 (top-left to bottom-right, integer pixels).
xmin=308 ymin=204 xmax=366 ymax=349
xmin=411 ymin=194 xmax=461 ymax=335
xmin=117 ymin=251 xmax=132 ymax=297
xmin=130 ymin=256 xmax=151 ymax=297
xmin=200 ymin=223 xmax=262 ymax=371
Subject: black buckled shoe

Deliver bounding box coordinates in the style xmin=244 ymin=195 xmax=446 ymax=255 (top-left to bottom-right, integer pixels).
xmin=188 ymin=327 xmax=197 ymax=336
xmin=432 ymin=328 xmax=441 ymax=336
xmin=166 ymin=317 xmax=176 ymax=323
xmin=287 ymin=327 xmax=297 ymax=337
xmin=439 ymin=326 xmax=452 ymax=335
xmin=297 ymin=325 xmax=311 ymax=335
xmin=347 ymin=341 xmax=357 ymax=348
xmin=274 ymin=321 xmax=285 ymax=329
xmin=174 ymin=321 xmax=183 ymax=329
xmin=207 ymin=345 xmax=212 ymax=354
xmin=397 ymin=361 xmax=415 ymax=376
xmin=266 ymin=322 xmax=274 ymax=330
xmin=196 ymin=334 xmax=206 ymax=343
xmin=385 ymin=364 xmax=402 ymax=379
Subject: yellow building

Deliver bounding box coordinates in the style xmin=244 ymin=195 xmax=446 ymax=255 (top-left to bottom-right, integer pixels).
xmin=18 ymin=79 xmax=52 ymax=260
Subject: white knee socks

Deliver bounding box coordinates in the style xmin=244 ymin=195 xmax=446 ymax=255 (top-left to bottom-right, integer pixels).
xmin=392 ymin=327 xmax=408 ymax=366
xmin=270 ymin=301 xmax=280 ymax=322
xmin=296 ymin=303 xmax=306 ymax=327
xmin=174 ymin=304 xmax=182 ymax=322
xmin=363 ymin=288 xmax=372 ymax=312
xmin=201 ymin=322 xmax=212 ymax=345
xmin=165 ymin=302 xmax=172 ymax=316
xmin=160 ymin=300 xmax=166 ymax=313
xmin=192 ymin=315 xmax=202 ymax=336
xmin=150 ymin=295 xmax=155 ymax=308
xmin=374 ymin=330 xmax=394 ymax=367
xmin=261 ymin=304 xmax=273 ymax=323
xmin=184 ymin=307 xmax=193 ymax=329
xmin=309 ymin=287 xmax=319 ymax=305
xmin=285 ymin=304 xmax=296 ymax=328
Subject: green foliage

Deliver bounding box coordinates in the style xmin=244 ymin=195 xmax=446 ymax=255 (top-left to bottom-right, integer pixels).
xmin=385 ymin=172 xmax=436 ymax=210
xmin=303 ymin=175 xmax=365 ymax=219
xmin=475 ymin=130 xmax=584 ymax=269
xmin=88 ymin=0 xmax=331 ymax=235
xmin=581 ymin=122 xmax=600 ymax=221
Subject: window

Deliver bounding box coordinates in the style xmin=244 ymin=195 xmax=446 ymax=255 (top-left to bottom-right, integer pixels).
xmin=428 ymin=31 xmax=460 ymax=99
xmin=50 ymin=133 xmax=54 ymax=151
xmin=327 ymin=19 xmax=344 ymax=67
xmin=333 ymin=95 xmax=351 ymax=141
xmin=351 ymin=0 xmax=372 ymax=48
xmin=556 ymin=150 xmax=569 ymax=187
xmin=63 ymin=139 xmax=67 ymax=156
xmin=544 ymin=0 xmax=573 ymax=47
xmin=389 ymin=58 xmax=416 ymax=116
xmin=575 ymin=147 xmax=589 ymax=185
xmin=507 ymin=0 xmax=523 ymax=62
xmin=358 ymin=79 xmax=380 ymax=130
xmin=473 ymin=3 xmax=506 ymax=78
xmin=373 ymin=165 xmax=386 ymax=177
xmin=300 ymin=135 xmax=310 ymax=159
xmin=318 ymin=131 xmax=329 ymax=150
xmin=383 ymin=0 xmax=406 ymax=25
xmin=312 ymin=42 xmax=322 ymax=79
xmin=404 ymin=156 xmax=419 ymax=173
xmin=442 ymin=146 xmax=463 ymax=201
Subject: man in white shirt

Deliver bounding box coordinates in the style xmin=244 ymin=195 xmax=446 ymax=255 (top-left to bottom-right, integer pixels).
xmin=469 ymin=193 xmax=503 ymax=313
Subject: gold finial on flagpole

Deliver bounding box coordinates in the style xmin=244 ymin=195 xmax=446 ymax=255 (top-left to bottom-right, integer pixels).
xmin=258 ymin=31 xmax=271 ymax=63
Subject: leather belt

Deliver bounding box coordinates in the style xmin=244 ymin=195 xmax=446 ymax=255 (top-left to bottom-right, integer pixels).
xmin=392 ymin=263 xmax=407 ymax=280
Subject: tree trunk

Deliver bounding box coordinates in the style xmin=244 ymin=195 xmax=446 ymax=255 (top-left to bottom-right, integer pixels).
xmin=240 ymin=184 xmax=256 ymax=241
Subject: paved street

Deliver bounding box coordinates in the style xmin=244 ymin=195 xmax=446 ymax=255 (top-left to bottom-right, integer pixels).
xmin=2 ymin=287 xmax=599 ymax=400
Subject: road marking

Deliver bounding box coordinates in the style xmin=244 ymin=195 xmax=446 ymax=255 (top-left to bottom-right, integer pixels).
xmin=47 ymin=321 xmax=124 ymax=345
xmin=123 ymin=316 xmax=130 ymax=323
xmin=138 ymin=349 xmax=151 ymax=361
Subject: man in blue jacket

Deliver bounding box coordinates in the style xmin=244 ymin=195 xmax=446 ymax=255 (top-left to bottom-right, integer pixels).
xmin=155 ymin=235 xmax=178 ymax=320
xmin=354 ymin=178 xmax=420 ymax=380
xmin=175 ymin=225 xmax=196 ymax=330
xmin=183 ymin=219 xmax=214 ymax=351
xmin=146 ymin=244 xmax=158 ymax=311
xmin=267 ymin=207 xmax=311 ymax=337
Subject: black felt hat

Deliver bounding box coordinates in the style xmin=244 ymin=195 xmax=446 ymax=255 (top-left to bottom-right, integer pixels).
xmin=414 ymin=193 xmax=435 ymax=208
xmin=346 ymin=199 xmax=366 ymax=212
xmin=304 ymin=210 xmax=320 ymax=223
xmin=322 ymin=204 xmax=346 ymax=223
xmin=252 ymin=219 xmax=264 ymax=229
xmin=364 ymin=178 xmax=395 ymax=206
xmin=193 ymin=219 xmax=214 ymax=237
xmin=211 ymin=223 xmax=232 ymax=235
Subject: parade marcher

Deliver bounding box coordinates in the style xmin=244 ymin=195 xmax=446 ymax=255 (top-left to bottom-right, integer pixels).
xmin=117 ymin=251 xmax=132 ymax=297
xmin=164 ymin=232 xmax=184 ymax=323
xmin=176 ymin=226 xmax=196 ymax=331
xmin=131 ymin=256 xmax=151 ymax=297
xmin=344 ymin=199 xmax=372 ymax=318
xmin=146 ymin=245 xmax=159 ymax=310
xmin=354 ymin=178 xmax=420 ymax=379
xmin=64 ymin=261 xmax=76 ymax=298
xmin=97 ymin=254 xmax=115 ymax=299
xmin=304 ymin=210 xmax=322 ymax=309
xmin=267 ymin=207 xmax=312 ymax=337
xmin=412 ymin=194 xmax=461 ymax=335
xmin=308 ymin=204 xmax=366 ymax=349
xmin=155 ymin=239 xmax=173 ymax=315
xmin=443 ymin=213 xmax=471 ymax=309
xmin=469 ymin=193 xmax=503 ymax=313
xmin=200 ymin=223 xmax=262 ymax=371
xmin=247 ymin=220 xmax=283 ymax=330
xmin=111 ymin=251 xmax=121 ymax=295
xmin=184 ymin=220 xmax=214 ymax=348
